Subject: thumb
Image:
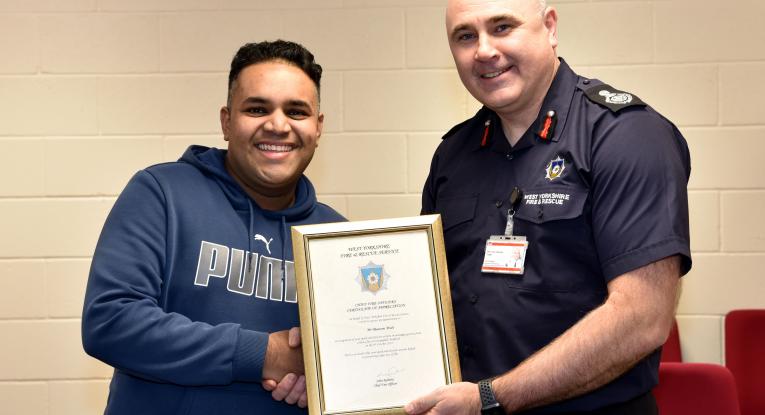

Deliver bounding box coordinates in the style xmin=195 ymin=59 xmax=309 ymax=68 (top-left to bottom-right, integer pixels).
xmin=262 ymin=379 xmax=278 ymax=392
xmin=404 ymin=391 xmax=438 ymax=415
xmin=289 ymin=326 xmax=302 ymax=348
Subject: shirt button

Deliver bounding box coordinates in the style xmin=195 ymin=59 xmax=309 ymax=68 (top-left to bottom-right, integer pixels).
xmin=506 ymin=153 xmax=514 ymax=160
xmin=537 ymin=209 xmax=544 ymax=219
xmin=495 ymin=200 xmax=502 ymax=208
xmin=470 ymin=294 xmax=479 ymax=304
xmin=583 ymin=79 xmax=590 ymax=85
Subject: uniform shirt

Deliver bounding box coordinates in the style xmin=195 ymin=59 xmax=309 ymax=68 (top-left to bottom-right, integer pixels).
xmin=422 ymin=60 xmax=691 ymax=413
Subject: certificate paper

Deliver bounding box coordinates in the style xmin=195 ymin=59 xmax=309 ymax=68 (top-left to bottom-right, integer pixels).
xmin=292 ymin=215 xmax=460 ymax=415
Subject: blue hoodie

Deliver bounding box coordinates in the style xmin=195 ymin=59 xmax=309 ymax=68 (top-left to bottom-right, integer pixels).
xmin=82 ymin=146 xmax=345 ymax=415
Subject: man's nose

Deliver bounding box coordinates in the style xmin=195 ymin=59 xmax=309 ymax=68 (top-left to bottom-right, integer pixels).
xmin=475 ymin=35 xmax=498 ymax=61
xmin=263 ymin=111 xmax=291 ymax=134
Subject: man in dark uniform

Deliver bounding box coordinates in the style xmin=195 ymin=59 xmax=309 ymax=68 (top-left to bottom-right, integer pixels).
xmin=405 ymin=0 xmax=691 ymax=414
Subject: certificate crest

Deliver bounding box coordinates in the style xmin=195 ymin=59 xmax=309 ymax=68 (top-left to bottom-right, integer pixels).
xmin=358 ymin=261 xmax=389 ymax=293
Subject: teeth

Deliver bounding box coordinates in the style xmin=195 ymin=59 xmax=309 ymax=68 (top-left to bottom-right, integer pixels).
xmin=481 ymin=68 xmax=507 ymax=79
xmin=257 ymin=143 xmax=293 ymax=152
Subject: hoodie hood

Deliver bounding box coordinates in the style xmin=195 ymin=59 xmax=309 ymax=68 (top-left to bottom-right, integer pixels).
xmin=179 ymin=145 xmax=317 ymax=222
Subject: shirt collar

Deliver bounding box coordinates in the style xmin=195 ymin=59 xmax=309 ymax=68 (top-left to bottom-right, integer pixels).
xmin=473 ymin=58 xmax=579 ymax=152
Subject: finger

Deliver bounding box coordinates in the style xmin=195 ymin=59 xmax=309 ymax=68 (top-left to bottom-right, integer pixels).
xmin=262 ymin=379 xmax=277 ymax=392
xmin=271 ymin=373 xmax=297 ymax=401
xmin=285 ymin=374 xmax=307 ymax=404
xmin=298 ymin=390 xmax=308 ymax=408
xmin=404 ymin=391 xmax=439 ymax=415
xmin=288 ymin=326 xmax=301 ymax=348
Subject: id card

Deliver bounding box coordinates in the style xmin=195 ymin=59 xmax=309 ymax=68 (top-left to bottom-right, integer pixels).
xmin=481 ymin=235 xmax=528 ymax=275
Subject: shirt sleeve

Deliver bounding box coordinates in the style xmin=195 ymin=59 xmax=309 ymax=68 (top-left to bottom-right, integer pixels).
xmin=421 ymin=146 xmax=442 ymax=215
xmin=589 ymin=109 xmax=692 ymax=281
xmin=81 ymin=170 xmax=269 ymax=386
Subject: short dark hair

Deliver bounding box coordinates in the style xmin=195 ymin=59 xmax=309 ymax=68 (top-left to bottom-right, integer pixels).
xmin=227 ymin=40 xmax=322 ymax=106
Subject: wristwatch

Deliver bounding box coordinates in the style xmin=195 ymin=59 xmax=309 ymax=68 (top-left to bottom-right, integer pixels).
xmin=478 ymin=378 xmax=504 ymax=415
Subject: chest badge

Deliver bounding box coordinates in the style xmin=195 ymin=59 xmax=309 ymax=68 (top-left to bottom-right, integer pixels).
xmin=545 ymin=156 xmax=566 ymax=181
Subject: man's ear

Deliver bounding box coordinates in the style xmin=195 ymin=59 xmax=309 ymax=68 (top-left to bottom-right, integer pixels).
xmin=544 ymin=7 xmax=559 ymax=49
xmin=316 ymin=112 xmax=324 ymax=146
xmin=220 ymin=106 xmax=231 ymax=141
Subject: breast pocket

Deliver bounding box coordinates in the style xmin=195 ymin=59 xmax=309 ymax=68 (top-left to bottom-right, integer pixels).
xmin=510 ymin=187 xmax=598 ymax=293
xmin=437 ymin=194 xmax=478 ymax=232
xmin=514 ymin=187 xmax=588 ymax=224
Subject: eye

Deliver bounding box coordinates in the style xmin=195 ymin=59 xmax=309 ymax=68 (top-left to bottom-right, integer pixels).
xmin=287 ymin=109 xmax=310 ymax=119
xmin=494 ymin=23 xmax=511 ymax=33
xmin=455 ymin=32 xmax=476 ymax=42
xmin=244 ymin=106 xmax=268 ymax=116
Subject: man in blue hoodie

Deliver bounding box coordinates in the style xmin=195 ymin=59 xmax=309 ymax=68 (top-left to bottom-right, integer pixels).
xmin=82 ymin=40 xmax=344 ymax=415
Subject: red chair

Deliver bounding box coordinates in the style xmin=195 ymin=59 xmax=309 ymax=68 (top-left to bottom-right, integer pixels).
xmin=660 ymin=319 xmax=682 ymax=362
xmin=726 ymin=309 xmax=765 ymax=415
xmin=653 ymin=362 xmax=741 ymax=415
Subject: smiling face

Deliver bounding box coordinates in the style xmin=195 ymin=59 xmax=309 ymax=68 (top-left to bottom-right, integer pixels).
xmin=220 ymin=60 xmax=323 ymax=207
xmin=446 ymin=0 xmax=559 ymax=117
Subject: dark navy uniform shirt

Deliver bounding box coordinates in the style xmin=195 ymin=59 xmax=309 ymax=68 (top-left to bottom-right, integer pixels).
xmin=422 ymin=60 xmax=691 ymax=413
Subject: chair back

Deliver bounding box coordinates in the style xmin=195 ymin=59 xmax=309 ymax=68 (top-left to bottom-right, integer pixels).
xmin=653 ymin=362 xmax=741 ymax=415
xmin=726 ymin=309 xmax=765 ymax=415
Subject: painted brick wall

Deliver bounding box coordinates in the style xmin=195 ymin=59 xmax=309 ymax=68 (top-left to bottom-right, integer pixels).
xmin=1 ymin=0 xmax=763 ymax=412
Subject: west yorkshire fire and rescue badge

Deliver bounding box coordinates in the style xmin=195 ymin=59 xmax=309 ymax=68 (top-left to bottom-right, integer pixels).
xmin=545 ymin=156 xmax=566 ymax=181
xmin=357 ymin=261 xmax=389 ymax=293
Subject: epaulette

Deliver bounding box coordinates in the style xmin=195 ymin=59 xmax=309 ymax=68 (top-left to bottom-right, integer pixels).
xmin=577 ymin=78 xmax=646 ymax=113
xmin=441 ymin=106 xmax=491 ymax=140
xmin=441 ymin=117 xmax=471 ymax=140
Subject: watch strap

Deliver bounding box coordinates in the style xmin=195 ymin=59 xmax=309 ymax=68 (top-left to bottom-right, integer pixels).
xmin=478 ymin=378 xmax=503 ymax=414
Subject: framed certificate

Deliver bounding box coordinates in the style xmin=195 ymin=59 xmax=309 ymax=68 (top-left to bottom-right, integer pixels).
xmin=291 ymin=215 xmax=461 ymax=415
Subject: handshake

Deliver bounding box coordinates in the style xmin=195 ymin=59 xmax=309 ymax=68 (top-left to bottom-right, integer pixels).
xmin=262 ymin=327 xmax=308 ymax=408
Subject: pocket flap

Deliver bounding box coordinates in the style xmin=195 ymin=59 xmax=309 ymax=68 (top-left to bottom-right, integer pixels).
xmin=437 ymin=194 xmax=478 ymax=231
xmin=514 ymin=187 xmax=587 ymax=224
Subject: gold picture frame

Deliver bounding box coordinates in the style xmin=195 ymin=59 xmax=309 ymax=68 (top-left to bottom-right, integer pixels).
xmin=291 ymin=215 xmax=461 ymax=415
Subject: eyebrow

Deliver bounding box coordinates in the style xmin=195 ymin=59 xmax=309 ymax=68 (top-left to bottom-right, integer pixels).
xmin=450 ymin=13 xmax=524 ymax=37
xmin=285 ymin=99 xmax=312 ymax=109
xmin=242 ymin=97 xmax=269 ymax=105
xmin=242 ymin=97 xmax=313 ymax=109
xmin=489 ymin=13 xmax=523 ymax=26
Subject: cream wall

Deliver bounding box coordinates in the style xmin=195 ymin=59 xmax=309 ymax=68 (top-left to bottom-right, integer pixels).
xmin=1 ymin=0 xmax=763 ymax=413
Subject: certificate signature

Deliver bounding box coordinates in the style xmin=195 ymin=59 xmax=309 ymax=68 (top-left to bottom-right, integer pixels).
xmin=374 ymin=366 xmax=406 ymax=388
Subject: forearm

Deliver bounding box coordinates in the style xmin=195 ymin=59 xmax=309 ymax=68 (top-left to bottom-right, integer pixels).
xmin=83 ymin=293 xmax=270 ymax=385
xmin=494 ymin=298 xmax=654 ymax=411
xmin=493 ymin=256 xmax=680 ymax=413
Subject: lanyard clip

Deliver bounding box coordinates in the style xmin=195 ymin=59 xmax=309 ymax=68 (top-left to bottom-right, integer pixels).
xmin=504 ymin=187 xmax=524 ymax=236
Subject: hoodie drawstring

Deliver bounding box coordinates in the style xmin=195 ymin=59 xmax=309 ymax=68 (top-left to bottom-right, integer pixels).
xmin=280 ymin=216 xmax=288 ymax=278
xmin=247 ymin=200 xmax=255 ymax=271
